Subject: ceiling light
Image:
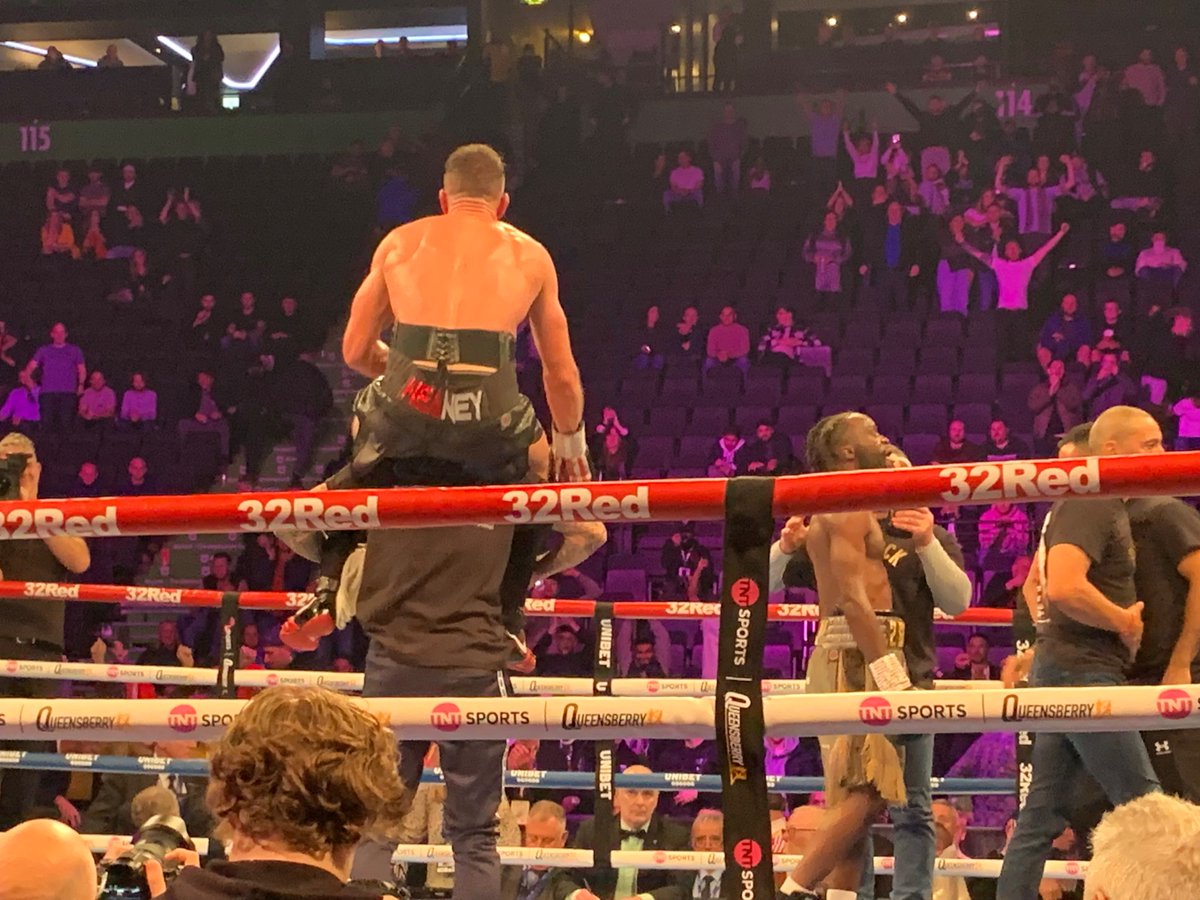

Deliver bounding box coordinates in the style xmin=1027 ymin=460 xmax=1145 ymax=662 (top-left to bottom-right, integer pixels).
xmin=156 ymin=35 xmax=279 ymax=90
xmin=967 ymin=8 xmax=980 ymax=20
xmin=670 ymin=24 xmax=682 ymax=34
xmin=576 ymin=31 xmax=592 ymax=44
xmin=895 ymin=12 xmax=909 ymax=24
xmin=2 ymin=40 xmax=97 ymax=68
xmin=826 ymin=16 xmax=839 ymax=27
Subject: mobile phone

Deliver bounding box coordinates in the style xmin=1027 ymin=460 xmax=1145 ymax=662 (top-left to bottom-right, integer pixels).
xmin=891 ymin=133 xmax=902 ymax=144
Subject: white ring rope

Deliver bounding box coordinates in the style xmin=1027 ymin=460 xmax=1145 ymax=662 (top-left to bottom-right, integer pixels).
xmin=0 ymin=659 xmax=1001 ymax=697
xmin=389 ymin=846 xmax=1088 ymax=881
xmin=0 ymin=684 xmax=1192 ymax=741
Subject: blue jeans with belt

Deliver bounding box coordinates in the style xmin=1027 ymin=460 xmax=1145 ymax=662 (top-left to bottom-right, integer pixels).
xmin=996 ymin=657 xmax=1161 ymax=900
xmin=858 ymin=732 xmax=936 ymax=900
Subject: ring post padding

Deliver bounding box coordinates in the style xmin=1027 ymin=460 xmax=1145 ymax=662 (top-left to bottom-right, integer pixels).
xmin=591 ymin=600 xmax=616 ymax=871
xmin=715 ymin=476 xmax=775 ymax=900
xmin=217 ymin=591 xmax=241 ymax=699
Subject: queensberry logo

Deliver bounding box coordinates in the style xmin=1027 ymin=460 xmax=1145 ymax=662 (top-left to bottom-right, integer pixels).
xmin=859 ymin=696 xmax=893 ymax=726
xmin=1157 ymin=689 xmax=1194 ymax=721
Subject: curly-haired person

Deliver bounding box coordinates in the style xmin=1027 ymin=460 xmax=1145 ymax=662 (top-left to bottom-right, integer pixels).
xmin=159 ymin=685 xmax=410 ymax=900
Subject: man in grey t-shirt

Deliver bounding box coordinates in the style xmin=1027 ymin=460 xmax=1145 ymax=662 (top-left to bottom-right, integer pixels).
xmin=997 ymin=406 xmax=1163 ymax=900
xmin=23 ymin=322 xmax=84 ymax=431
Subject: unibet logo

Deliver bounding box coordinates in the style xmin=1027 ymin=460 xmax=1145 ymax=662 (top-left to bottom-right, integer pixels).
xmin=731 ymin=578 xmax=760 ymax=608
xmin=431 ymin=702 xmax=463 ymax=732
xmin=859 ymin=696 xmax=894 ymax=727
xmin=733 ymin=838 xmax=763 ymax=868
xmin=168 ymin=704 xmax=198 ymax=734
xmin=1157 ymin=688 xmax=1193 ymax=720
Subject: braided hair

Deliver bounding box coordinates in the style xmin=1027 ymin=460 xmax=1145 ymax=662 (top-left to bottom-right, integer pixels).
xmin=805 ymin=412 xmax=861 ymax=473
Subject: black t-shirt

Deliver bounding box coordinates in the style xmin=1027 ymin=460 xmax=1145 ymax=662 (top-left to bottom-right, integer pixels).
xmin=1127 ymin=497 xmax=1200 ymax=684
xmin=783 ymin=520 xmax=965 ymax=688
xmin=1041 ymin=498 xmax=1137 ymax=677
xmin=356 ymin=525 xmax=513 ymax=671
xmin=0 ymin=538 xmax=69 ymax=646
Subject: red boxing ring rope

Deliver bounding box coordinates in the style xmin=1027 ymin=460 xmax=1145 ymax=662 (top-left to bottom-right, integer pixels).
xmin=0 ymin=580 xmax=1016 ymax=624
xmin=0 ymin=452 xmax=1194 ymax=539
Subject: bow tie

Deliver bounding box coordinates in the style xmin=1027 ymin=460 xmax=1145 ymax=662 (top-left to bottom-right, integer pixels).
xmin=620 ymin=828 xmax=648 ymax=841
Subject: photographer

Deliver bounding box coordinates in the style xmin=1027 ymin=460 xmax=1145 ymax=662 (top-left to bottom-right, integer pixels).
xmin=153 ymin=685 xmax=409 ymax=899
xmin=0 ymin=432 xmax=90 ymax=829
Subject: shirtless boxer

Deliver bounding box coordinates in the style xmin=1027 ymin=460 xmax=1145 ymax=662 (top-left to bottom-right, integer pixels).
xmin=779 ymin=412 xmax=910 ymax=900
xmin=281 ymin=144 xmax=587 ymax=654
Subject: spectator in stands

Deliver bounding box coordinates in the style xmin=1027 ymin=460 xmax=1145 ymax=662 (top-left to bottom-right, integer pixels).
xmin=81 ymin=739 xmax=212 ymax=840
xmin=704 ymin=306 xmax=751 ymax=376
xmin=161 ymin=686 xmax=409 ymax=897
xmin=103 ymin=204 xmax=145 ymax=258
xmin=708 ymin=103 xmax=748 ymax=196
xmin=258 ymin=352 xmax=332 ymax=487
xmin=596 ymin=426 xmax=633 ymax=480
xmin=1085 ymin=794 xmax=1200 ymax=900
xmin=77 ymin=369 xmax=116 ymax=430
xmin=112 ymin=163 xmax=147 ymax=216
xmin=137 ymin=619 xmax=189 ymax=667
xmin=1091 ymin=299 xmax=1132 ymax=364
xmin=758 ymin=306 xmax=814 ymax=368
xmin=662 ymin=524 xmax=716 ymax=601
xmin=802 ymin=212 xmax=852 ymax=308
xmin=118 ymin=372 xmax=157 ymax=429
xmin=1083 ymin=352 xmax=1137 ymax=419
xmin=737 ymin=420 xmax=793 ymax=475
xmin=917 ymin=163 xmax=950 ymax=216
xmin=1135 ymin=230 xmax=1188 ymax=294
xmin=535 ymin=624 xmax=591 ymax=678
xmin=1095 ymin=219 xmax=1137 ymax=296
xmin=861 ymin=200 xmax=921 ymax=310
xmin=500 ymin=800 xmax=569 ymax=900
xmin=0 ymin=320 xmax=15 ymax=388
xmin=676 ymin=810 xmax=722 ymax=898
xmin=223 ymin=290 xmax=267 ymax=361
xmin=80 ymin=210 xmax=106 ymax=260
xmin=1140 ymin=307 xmax=1198 ymax=404
xmin=73 ymin=461 xmax=103 ymax=498
xmin=45 ymin=168 xmax=77 ymax=219
xmin=78 ymin=167 xmax=109 ymax=218
xmin=981 ymin=554 xmax=1032 ymax=609
xmin=40 ymin=211 xmax=79 ymax=260
xmin=96 ymin=44 xmax=123 ymax=67
xmin=267 ymin=296 xmax=311 ymax=359
xmin=633 ymin=305 xmax=665 ymax=370
xmin=191 ymin=31 xmax=225 ymax=112
xmin=1165 ymin=46 xmax=1200 ymax=152
xmin=1028 ymin=359 xmax=1084 ymax=455
xmin=202 ymin=552 xmax=245 ymax=592
xmin=562 ymin=763 xmax=689 ymax=898
xmin=956 ymin=224 xmax=1071 ymax=360
xmin=932 ymin=420 xmax=984 ymax=465
xmin=763 ymin=734 xmax=821 ymax=780
xmin=1036 ymin=293 xmax=1091 ymax=368
xmin=376 ymin=165 xmax=419 ymax=231
xmin=178 ymin=370 xmax=232 ymax=461
xmin=1124 ymin=48 xmax=1167 ymax=107
xmin=982 ymin=418 xmax=1030 ymax=462
xmin=625 ymin=637 xmax=666 ymax=678
xmin=930 ymin=800 xmax=971 ymax=900
xmin=121 ymin=456 xmax=155 ymax=495
xmin=977 ymin=501 xmax=1031 ymax=573
xmin=663 ymin=150 xmax=705 ymax=212
xmin=649 ymin=738 xmax=717 ymax=820
xmin=1173 ymin=387 xmax=1200 ymax=451
xmin=747 ymin=155 xmax=771 ymax=194
xmin=186 ymin=293 xmax=223 ymax=351
xmin=798 ymin=92 xmax=844 ymax=195
xmin=0 ymin=370 xmax=40 ymax=432
xmin=707 ymin=427 xmax=744 ymax=478
xmin=38 ymin=45 xmax=71 ymax=70
xmin=672 ymin=306 xmax=702 ymax=360
xmin=24 ymin=323 xmax=85 ymax=432
xmin=938 ymin=216 xmax=976 ymax=315
xmin=1112 ymin=149 xmax=1166 ymax=216
xmin=843 ymin=125 xmax=881 ymax=201
xmin=994 ymin=154 xmax=1074 ymax=250
xmin=331 ymin=140 xmax=370 ymax=189
xmin=951 ymin=633 xmax=1001 ymax=680
xmin=884 ymin=81 xmax=977 ymax=175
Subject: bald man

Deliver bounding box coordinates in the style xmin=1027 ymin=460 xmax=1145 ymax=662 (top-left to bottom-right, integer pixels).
xmin=997 ymin=406 xmax=1162 ymax=899
xmin=0 ymin=819 xmax=96 ymax=900
xmin=281 ymin=143 xmax=587 ymax=661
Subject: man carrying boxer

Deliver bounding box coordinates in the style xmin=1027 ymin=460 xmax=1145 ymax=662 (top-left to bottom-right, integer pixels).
xmin=281 ymin=143 xmax=587 ymax=658
xmin=778 ymin=413 xmax=911 ymax=900
xmin=996 ymin=405 xmax=1161 ymax=900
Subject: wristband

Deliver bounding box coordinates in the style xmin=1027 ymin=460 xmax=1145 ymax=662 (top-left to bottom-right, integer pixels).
xmin=868 ymin=653 xmax=912 ymax=692
xmin=552 ymin=424 xmax=587 ymax=459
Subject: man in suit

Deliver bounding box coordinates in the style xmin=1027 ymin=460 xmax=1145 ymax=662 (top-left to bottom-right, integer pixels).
xmin=501 ymin=800 xmax=572 ymax=900
xmin=950 ymin=632 xmax=1002 ymax=681
xmin=80 ymin=740 xmax=213 ymax=840
xmin=675 ymin=810 xmax=722 ymax=900
xmin=563 ymin=764 xmax=690 ymax=900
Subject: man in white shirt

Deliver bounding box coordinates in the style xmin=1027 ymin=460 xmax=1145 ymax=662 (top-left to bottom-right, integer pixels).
xmin=931 ymin=800 xmax=971 ymax=900
xmin=664 ymin=151 xmax=705 ymax=212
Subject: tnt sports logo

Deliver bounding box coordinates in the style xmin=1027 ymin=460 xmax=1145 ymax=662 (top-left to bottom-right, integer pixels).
xmin=1157 ymin=689 xmax=1194 ymax=720
xmin=654 ymin=851 xmax=666 ymax=864
xmin=1065 ymin=862 xmax=1081 ymax=877
xmin=733 ymin=838 xmax=763 ymax=868
xmin=168 ymin=704 xmax=198 ymax=734
xmin=647 ymin=681 xmax=659 ymax=693
xmin=266 ymin=673 xmax=279 ymax=687
xmin=107 ymin=666 xmax=119 ymax=678
xmin=731 ymin=578 xmax=760 ymax=608
xmin=859 ymin=696 xmax=893 ymax=727
xmin=431 ymin=702 xmax=463 ymax=733
xmin=4 ymin=661 xmax=16 ymax=674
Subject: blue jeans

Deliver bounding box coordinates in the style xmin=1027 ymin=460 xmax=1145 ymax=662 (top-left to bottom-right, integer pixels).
xmin=976 ymin=269 xmax=997 ymax=311
xmin=859 ymin=732 xmax=935 ymax=900
xmin=996 ymin=659 xmax=1161 ymax=900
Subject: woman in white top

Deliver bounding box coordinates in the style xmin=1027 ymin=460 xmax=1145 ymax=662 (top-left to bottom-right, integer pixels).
xmin=1173 ymin=391 xmax=1200 ymax=451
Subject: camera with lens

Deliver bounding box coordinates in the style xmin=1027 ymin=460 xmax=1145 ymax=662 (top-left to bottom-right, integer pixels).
xmin=0 ymin=452 xmax=28 ymax=501
xmin=97 ymin=815 xmax=195 ymax=900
